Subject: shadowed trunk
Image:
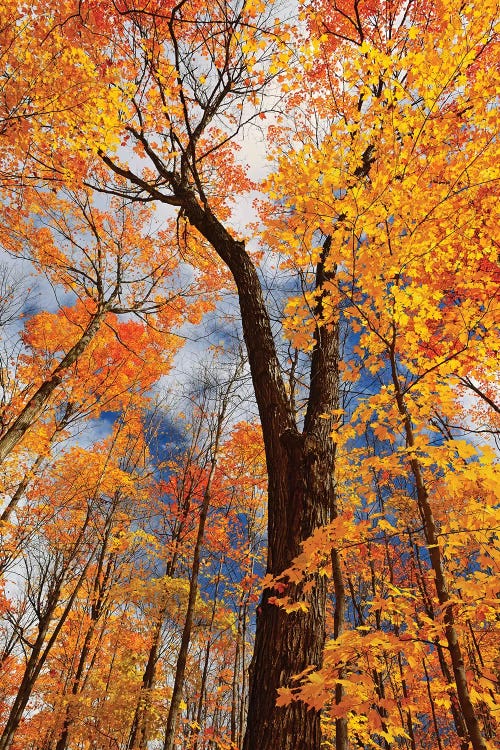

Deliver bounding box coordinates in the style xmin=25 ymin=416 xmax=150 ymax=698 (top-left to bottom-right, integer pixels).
xmin=100 ymin=154 xmax=342 ymax=748
xmin=180 ymin=203 xmax=340 ymax=750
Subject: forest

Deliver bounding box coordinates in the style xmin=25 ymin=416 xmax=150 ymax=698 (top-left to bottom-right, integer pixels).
xmin=0 ymin=0 xmax=499 ymax=749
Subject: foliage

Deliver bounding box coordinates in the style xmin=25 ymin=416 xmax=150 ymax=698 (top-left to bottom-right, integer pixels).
xmin=0 ymin=0 xmax=498 ymax=749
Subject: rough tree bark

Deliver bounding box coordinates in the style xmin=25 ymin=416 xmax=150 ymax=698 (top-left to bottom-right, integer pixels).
xmin=100 ymin=127 xmax=343 ymax=743
xmin=101 ymin=83 xmax=341 ymax=747
xmin=181 ymin=204 xmax=340 ymax=750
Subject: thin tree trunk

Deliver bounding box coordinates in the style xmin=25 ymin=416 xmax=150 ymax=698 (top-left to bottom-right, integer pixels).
xmin=0 ymin=556 xmax=92 ymax=750
xmin=230 ymin=611 xmax=242 ymax=747
xmin=0 ymin=612 xmax=55 ymax=750
xmin=127 ymin=608 xmax=165 ymax=750
xmin=331 ymin=547 xmax=348 ymax=750
xmin=384 ymin=529 xmax=416 ymax=750
xmin=231 ymin=584 xmax=251 ymax=749
xmin=238 ymin=597 xmax=249 ymax=748
xmin=0 ymin=402 xmax=76 ymax=535
xmin=191 ymin=557 xmax=224 ymax=750
xmin=163 ymin=393 xmax=229 ymax=750
xmin=389 ymin=341 xmax=486 ymax=750
xmin=128 ymin=485 xmax=196 ymax=750
xmin=397 ymin=651 xmax=416 ymax=750
xmin=0 ymin=308 xmax=106 ymax=465
xmin=54 ymin=531 xmax=115 ymax=750
xmin=423 ymin=659 xmax=444 ymax=750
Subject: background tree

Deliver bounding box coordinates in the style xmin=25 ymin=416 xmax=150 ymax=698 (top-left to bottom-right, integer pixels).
xmin=0 ymin=188 xmax=196 ymax=465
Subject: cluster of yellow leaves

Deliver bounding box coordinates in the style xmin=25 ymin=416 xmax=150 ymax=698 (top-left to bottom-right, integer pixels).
xmin=263 ymin=0 xmax=499 ymax=398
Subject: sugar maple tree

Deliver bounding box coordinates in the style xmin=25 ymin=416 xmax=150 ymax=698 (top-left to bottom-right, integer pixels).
xmin=261 ymin=1 xmax=499 ymax=748
xmin=0 ymin=0 xmax=499 ymax=749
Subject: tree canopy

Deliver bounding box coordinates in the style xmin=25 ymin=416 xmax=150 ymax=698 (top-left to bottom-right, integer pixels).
xmin=0 ymin=1 xmax=498 ymax=749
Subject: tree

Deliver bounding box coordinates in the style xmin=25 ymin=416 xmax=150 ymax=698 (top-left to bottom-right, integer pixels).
xmin=0 ymin=402 xmax=159 ymax=750
xmin=0 ymin=474 xmax=95 ymax=750
xmin=0 ymin=189 xmax=193 ymax=465
xmin=162 ymin=356 xmax=244 ymax=750
xmin=128 ymin=359 xmax=265 ymax=750
xmin=257 ymin=2 xmax=499 ymax=748
xmin=0 ymin=1 xmax=498 ymax=748
xmin=31 ymin=3 xmax=342 ymax=748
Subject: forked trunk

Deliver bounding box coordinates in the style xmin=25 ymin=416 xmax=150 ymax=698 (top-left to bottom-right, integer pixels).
xmin=180 ymin=203 xmax=340 ymax=750
xmin=95 ymin=172 xmax=342 ymax=749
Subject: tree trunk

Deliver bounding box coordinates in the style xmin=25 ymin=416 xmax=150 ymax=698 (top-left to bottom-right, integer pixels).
xmin=0 ymin=556 xmax=91 ymax=750
xmin=128 ymin=475 xmax=198 ymax=750
xmin=176 ymin=203 xmax=340 ymax=750
xmin=54 ymin=525 xmax=115 ymax=750
xmin=1 ymin=401 xmax=75 ymax=527
xmin=0 ymin=620 xmax=52 ymax=750
xmin=163 ymin=390 xmax=230 ymax=750
xmin=127 ymin=609 xmax=165 ymax=750
xmin=97 ymin=147 xmax=341 ymax=747
xmin=331 ymin=547 xmax=348 ymax=750
xmin=389 ymin=344 xmax=487 ymax=750
xmin=191 ymin=558 xmax=224 ymax=750
xmin=0 ymin=309 xmax=107 ymax=466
